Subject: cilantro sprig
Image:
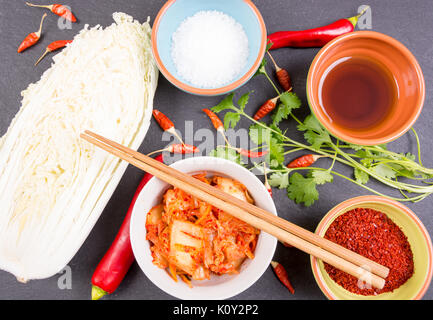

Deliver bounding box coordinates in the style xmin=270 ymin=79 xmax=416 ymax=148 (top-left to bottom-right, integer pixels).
xmin=208 ymin=57 xmax=433 ymax=206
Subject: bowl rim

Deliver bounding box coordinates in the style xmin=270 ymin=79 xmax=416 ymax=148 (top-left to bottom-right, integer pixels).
xmin=151 ymin=0 xmax=267 ymax=96
xmin=306 ymin=31 xmax=425 ymax=146
xmin=130 ymin=156 xmax=277 ymax=300
xmin=310 ymin=195 xmax=433 ymax=300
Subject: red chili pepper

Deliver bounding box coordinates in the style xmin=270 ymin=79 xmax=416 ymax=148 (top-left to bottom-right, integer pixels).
xmin=237 ymin=149 xmax=269 ymax=158
xmin=268 ymin=8 xmax=368 ymax=50
xmin=203 ymin=109 xmax=232 ymax=147
xmin=287 ymin=154 xmax=322 ymax=168
xmin=203 ymin=109 xmax=223 ymax=131
xmin=253 ymin=96 xmax=279 ymax=120
xmin=35 ymin=40 xmax=72 ymax=66
xmin=17 ymin=13 xmax=47 ymax=53
xmin=267 ymin=52 xmax=292 ymax=92
xmin=152 ymin=109 xmax=184 ymax=144
xmin=168 ymin=144 xmax=199 ymax=154
xmin=91 ymin=155 xmax=164 ymax=300
xmin=26 ymin=2 xmax=77 ymax=22
xmin=153 ymin=109 xmax=174 ymax=131
xmin=271 ymin=261 xmax=295 ymax=294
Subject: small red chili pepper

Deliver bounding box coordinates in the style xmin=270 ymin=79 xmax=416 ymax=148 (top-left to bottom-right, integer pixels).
xmin=26 ymin=2 xmax=77 ymax=23
xmin=203 ymin=108 xmax=232 ymax=147
xmin=287 ymin=154 xmax=322 ymax=168
xmin=168 ymin=144 xmax=199 ymax=154
xmin=152 ymin=109 xmax=184 ymax=144
xmin=267 ymin=52 xmax=292 ymax=92
xmin=253 ymin=96 xmax=279 ymax=120
xmin=17 ymin=13 xmax=47 ymax=53
xmin=203 ymin=109 xmax=223 ymax=131
xmin=35 ymin=40 xmax=72 ymax=66
xmin=153 ymin=109 xmax=174 ymax=131
xmin=147 ymin=144 xmax=199 ymax=156
xmin=268 ymin=7 xmax=368 ymax=50
xmin=271 ymin=261 xmax=295 ymax=294
xmin=237 ymin=148 xmax=269 ymax=158
xmin=91 ymin=155 xmax=164 ymax=300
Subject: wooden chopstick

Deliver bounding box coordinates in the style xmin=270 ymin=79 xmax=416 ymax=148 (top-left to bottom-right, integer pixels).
xmin=81 ymin=130 xmax=387 ymax=289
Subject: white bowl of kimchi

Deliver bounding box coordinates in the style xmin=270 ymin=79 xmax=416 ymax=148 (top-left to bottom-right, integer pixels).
xmin=130 ymin=156 xmax=277 ymax=300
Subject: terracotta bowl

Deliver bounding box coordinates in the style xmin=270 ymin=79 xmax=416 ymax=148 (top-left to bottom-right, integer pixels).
xmin=311 ymin=196 xmax=433 ymax=300
xmin=307 ymin=31 xmax=425 ymax=146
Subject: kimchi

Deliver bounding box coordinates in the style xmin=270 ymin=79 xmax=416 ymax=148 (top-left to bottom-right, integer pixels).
xmin=145 ymin=174 xmax=260 ymax=286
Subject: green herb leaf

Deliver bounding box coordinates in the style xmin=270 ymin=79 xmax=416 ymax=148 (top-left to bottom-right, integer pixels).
xmin=269 ymin=137 xmax=285 ymax=163
xmin=354 ymin=168 xmax=370 ymax=184
xmin=271 ymin=92 xmax=301 ymax=125
xmin=223 ymin=112 xmax=241 ymax=130
xmin=237 ymin=92 xmax=251 ymax=112
xmin=402 ymin=152 xmax=416 ymax=161
xmin=298 ymin=115 xmax=331 ymax=149
xmin=347 ymin=144 xmax=365 ymax=151
xmin=211 ymin=93 xmax=235 ymax=113
xmin=311 ymin=170 xmax=333 ymax=185
xmin=210 ymin=146 xmax=242 ymax=164
xmin=287 ymin=172 xmax=319 ymax=206
xmin=297 ymin=114 xmax=324 ymax=133
xmin=254 ymin=58 xmax=268 ymax=78
xmin=372 ymin=164 xmax=397 ymax=179
xmin=303 ymin=130 xmax=331 ymax=149
xmin=249 ymin=124 xmax=272 ymax=145
xmin=269 ymin=172 xmax=289 ymax=189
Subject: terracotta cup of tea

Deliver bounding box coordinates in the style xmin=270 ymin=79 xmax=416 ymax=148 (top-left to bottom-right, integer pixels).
xmin=307 ymin=31 xmax=425 ymax=146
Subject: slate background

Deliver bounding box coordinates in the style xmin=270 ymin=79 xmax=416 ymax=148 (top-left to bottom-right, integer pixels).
xmin=0 ymin=0 xmax=432 ymax=300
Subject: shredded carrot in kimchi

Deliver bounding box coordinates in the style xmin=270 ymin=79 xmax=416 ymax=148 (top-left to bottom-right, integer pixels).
xmin=145 ymin=174 xmax=260 ymax=284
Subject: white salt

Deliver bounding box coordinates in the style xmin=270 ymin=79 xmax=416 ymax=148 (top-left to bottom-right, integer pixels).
xmin=171 ymin=10 xmax=249 ymax=88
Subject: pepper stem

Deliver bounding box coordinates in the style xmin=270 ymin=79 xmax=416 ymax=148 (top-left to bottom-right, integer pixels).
xmin=91 ymin=285 xmax=108 ymax=300
xmin=35 ymin=13 xmax=48 ymax=37
xmin=34 ymin=49 xmax=49 ymax=66
xmin=25 ymin=2 xmax=52 ymax=10
xmin=146 ymin=149 xmax=166 ymax=157
xmin=267 ymin=52 xmax=281 ymax=72
xmin=167 ymin=127 xmax=185 ymax=145
xmin=347 ymin=6 xmax=370 ymax=28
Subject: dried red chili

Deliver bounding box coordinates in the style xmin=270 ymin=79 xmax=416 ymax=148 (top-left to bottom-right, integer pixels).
xmin=35 ymin=40 xmax=72 ymax=66
xmin=324 ymin=208 xmax=414 ymax=295
xmin=267 ymin=52 xmax=292 ymax=92
xmin=26 ymin=2 xmax=77 ymax=22
xmin=287 ymin=154 xmax=322 ymax=168
xmin=147 ymin=144 xmax=199 ymax=156
xmin=17 ymin=13 xmax=47 ymax=53
xmin=152 ymin=109 xmax=184 ymax=144
xmin=237 ymin=148 xmax=268 ymax=158
xmin=271 ymin=261 xmax=295 ymax=294
xmin=253 ymin=96 xmax=279 ymax=120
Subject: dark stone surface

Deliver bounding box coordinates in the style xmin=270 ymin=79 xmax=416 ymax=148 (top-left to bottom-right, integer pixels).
xmin=0 ymin=0 xmax=431 ymax=300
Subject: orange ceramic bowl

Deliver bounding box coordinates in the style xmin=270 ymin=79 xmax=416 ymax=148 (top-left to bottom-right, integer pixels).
xmin=311 ymin=196 xmax=433 ymax=300
xmin=307 ymin=31 xmax=425 ymax=146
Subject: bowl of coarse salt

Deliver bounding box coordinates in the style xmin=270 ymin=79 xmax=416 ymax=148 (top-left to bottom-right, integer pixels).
xmin=152 ymin=0 xmax=267 ymax=96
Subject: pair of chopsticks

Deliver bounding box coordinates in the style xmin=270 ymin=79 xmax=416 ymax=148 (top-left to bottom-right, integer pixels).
xmin=81 ymin=130 xmax=389 ymax=289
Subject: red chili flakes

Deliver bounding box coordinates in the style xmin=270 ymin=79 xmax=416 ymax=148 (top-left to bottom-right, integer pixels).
xmin=324 ymin=207 xmax=414 ymax=296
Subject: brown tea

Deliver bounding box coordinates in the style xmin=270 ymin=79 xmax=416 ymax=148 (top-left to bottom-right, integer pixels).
xmin=319 ymin=56 xmax=397 ymax=131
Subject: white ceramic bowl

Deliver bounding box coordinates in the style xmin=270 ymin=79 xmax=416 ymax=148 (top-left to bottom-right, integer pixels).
xmin=130 ymin=156 xmax=277 ymax=300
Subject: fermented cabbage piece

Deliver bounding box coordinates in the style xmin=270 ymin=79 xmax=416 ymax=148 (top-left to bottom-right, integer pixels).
xmin=0 ymin=13 xmax=158 ymax=281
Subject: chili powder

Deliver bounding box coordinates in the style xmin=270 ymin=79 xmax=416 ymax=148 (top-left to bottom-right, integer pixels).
xmin=324 ymin=208 xmax=414 ymax=295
